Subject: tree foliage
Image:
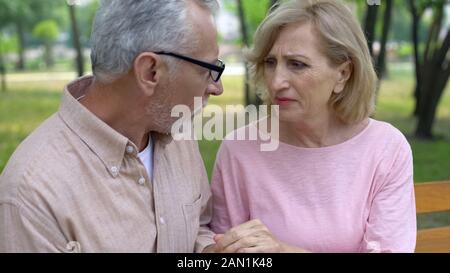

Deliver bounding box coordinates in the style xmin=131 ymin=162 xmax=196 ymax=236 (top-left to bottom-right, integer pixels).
xmin=32 ymin=20 xmax=59 ymax=43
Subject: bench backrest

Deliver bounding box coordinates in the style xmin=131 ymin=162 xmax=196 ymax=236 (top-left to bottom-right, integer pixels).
xmin=415 ymin=180 xmax=450 ymax=253
xmin=415 ymin=181 xmax=450 ymax=214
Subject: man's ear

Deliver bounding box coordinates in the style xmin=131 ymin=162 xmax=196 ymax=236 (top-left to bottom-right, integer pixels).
xmin=133 ymin=52 xmax=163 ymax=96
xmin=333 ymin=61 xmax=352 ymax=94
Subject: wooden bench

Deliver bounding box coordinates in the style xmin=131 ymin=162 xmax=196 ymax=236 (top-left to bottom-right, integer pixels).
xmin=415 ymin=180 xmax=450 ymax=253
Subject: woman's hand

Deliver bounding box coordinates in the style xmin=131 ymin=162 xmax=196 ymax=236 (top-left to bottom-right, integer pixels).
xmin=213 ymin=219 xmax=286 ymax=253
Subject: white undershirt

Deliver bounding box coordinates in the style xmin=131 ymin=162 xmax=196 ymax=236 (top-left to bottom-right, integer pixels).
xmin=138 ymin=136 xmax=153 ymax=180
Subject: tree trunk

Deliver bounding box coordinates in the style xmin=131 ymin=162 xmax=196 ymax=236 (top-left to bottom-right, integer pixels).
xmin=416 ymin=29 xmax=450 ymax=138
xmin=0 ymin=53 xmax=6 ymax=92
xmin=375 ymin=0 xmax=393 ymax=80
xmin=44 ymin=42 xmax=54 ymax=68
xmin=414 ymin=27 xmax=450 ymax=139
xmin=69 ymin=4 xmax=84 ymax=77
xmin=408 ymin=0 xmax=422 ymax=117
xmin=415 ymin=97 xmax=437 ymax=139
xmin=434 ymin=28 xmax=450 ymax=69
xmin=423 ymin=6 xmax=443 ymax=66
xmin=415 ymin=65 xmax=449 ymax=139
xmin=15 ymin=20 xmax=25 ymax=70
xmin=236 ymin=0 xmax=252 ymax=106
xmin=363 ymin=4 xmax=379 ymax=57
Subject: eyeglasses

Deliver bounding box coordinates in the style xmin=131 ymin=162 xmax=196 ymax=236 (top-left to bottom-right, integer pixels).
xmin=154 ymin=51 xmax=225 ymax=82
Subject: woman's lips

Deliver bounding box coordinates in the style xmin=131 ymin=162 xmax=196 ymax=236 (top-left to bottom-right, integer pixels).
xmin=275 ymin=97 xmax=296 ymax=106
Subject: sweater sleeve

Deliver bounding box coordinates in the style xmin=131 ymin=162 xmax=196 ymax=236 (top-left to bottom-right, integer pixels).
xmin=361 ymin=136 xmax=417 ymax=253
xmin=191 ymin=141 xmax=216 ymax=253
xmin=210 ymin=141 xmax=250 ymax=234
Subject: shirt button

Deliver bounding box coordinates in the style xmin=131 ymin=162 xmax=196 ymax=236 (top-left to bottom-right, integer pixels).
xmin=110 ymin=166 xmax=118 ymax=176
xmin=159 ymin=216 xmax=165 ymax=225
xmin=126 ymin=145 xmax=134 ymax=154
xmin=138 ymin=177 xmax=146 ymax=185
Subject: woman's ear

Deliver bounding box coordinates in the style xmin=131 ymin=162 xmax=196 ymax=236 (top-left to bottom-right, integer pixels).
xmin=333 ymin=61 xmax=352 ymax=94
xmin=133 ymin=52 xmax=163 ymax=96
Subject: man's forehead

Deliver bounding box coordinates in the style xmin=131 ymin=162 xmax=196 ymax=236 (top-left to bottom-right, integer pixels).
xmin=187 ymin=1 xmax=219 ymax=60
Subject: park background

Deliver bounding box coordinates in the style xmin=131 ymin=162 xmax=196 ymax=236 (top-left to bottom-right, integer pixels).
xmin=0 ymin=0 xmax=449 ymax=230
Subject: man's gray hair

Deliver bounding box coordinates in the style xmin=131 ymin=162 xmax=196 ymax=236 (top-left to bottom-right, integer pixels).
xmin=90 ymin=0 xmax=218 ymax=83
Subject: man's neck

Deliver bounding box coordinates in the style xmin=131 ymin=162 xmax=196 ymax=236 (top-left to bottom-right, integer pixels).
xmin=79 ymin=78 xmax=151 ymax=151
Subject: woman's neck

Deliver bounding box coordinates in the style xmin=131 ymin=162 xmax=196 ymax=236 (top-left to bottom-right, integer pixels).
xmin=279 ymin=115 xmax=368 ymax=148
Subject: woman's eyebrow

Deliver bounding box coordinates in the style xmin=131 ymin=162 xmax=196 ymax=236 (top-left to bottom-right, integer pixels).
xmin=265 ymin=53 xmax=311 ymax=61
xmin=284 ymin=54 xmax=311 ymax=61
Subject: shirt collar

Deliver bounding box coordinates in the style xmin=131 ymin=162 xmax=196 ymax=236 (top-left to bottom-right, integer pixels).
xmin=58 ymin=76 xmax=131 ymax=177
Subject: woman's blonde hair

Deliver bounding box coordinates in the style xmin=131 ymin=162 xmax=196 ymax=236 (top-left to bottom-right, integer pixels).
xmin=246 ymin=0 xmax=377 ymax=124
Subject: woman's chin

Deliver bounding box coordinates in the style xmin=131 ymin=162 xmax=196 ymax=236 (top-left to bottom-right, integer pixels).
xmin=273 ymin=107 xmax=305 ymax=123
xmin=278 ymin=113 xmax=304 ymax=123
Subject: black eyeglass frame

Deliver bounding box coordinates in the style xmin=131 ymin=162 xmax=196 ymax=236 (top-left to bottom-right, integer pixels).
xmin=154 ymin=51 xmax=225 ymax=82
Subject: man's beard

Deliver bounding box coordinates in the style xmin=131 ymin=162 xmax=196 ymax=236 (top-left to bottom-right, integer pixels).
xmin=150 ymin=95 xmax=208 ymax=135
xmin=152 ymin=109 xmax=178 ymax=134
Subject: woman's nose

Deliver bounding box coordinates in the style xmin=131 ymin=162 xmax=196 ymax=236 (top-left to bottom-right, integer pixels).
xmin=269 ymin=68 xmax=289 ymax=92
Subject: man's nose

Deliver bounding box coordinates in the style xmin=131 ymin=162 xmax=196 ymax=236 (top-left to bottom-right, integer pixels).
xmin=206 ymin=80 xmax=224 ymax=96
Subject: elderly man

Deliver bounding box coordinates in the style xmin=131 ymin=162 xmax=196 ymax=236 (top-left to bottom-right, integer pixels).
xmin=0 ymin=0 xmax=224 ymax=252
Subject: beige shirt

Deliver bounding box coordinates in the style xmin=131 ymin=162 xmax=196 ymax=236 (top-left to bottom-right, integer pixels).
xmin=0 ymin=76 xmax=215 ymax=253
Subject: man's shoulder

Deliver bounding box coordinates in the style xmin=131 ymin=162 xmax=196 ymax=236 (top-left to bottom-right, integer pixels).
xmin=0 ymin=113 xmax=70 ymax=202
xmin=4 ymin=113 xmax=66 ymax=168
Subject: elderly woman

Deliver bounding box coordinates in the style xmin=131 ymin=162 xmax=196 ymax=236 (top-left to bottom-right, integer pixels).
xmin=210 ymin=0 xmax=416 ymax=253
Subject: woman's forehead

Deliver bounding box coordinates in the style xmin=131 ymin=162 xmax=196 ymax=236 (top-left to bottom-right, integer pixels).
xmin=269 ymin=22 xmax=322 ymax=57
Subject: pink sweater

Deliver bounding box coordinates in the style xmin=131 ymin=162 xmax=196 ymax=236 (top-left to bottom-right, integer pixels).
xmin=210 ymin=119 xmax=416 ymax=253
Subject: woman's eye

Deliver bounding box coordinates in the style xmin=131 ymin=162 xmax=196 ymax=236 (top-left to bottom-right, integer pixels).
xmin=264 ymin=58 xmax=276 ymax=67
xmin=288 ymin=60 xmax=307 ymax=69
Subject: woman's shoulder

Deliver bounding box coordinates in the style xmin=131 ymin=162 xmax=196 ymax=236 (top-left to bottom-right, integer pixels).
xmin=367 ymin=119 xmax=409 ymax=144
xmin=365 ymin=119 xmax=412 ymax=155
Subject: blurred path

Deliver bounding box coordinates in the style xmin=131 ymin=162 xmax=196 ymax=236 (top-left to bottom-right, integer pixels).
xmin=4 ymin=63 xmax=245 ymax=83
xmin=5 ymin=72 xmax=78 ymax=82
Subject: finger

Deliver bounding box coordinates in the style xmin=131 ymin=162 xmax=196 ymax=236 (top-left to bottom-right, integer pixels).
xmin=237 ymin=245 xmax=276 ymax=253
xmin=214 ymin=234 xmax=224 ymax=243
xmin=235 ymin=219 xmax=265 ymax=231
xmin=217 ymin=223 xmax=262 ymax=250
xmin=221 ymin=236 xmax=259 ymax=253
xmin=252 ymin=229 xmax=272 ymax=238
